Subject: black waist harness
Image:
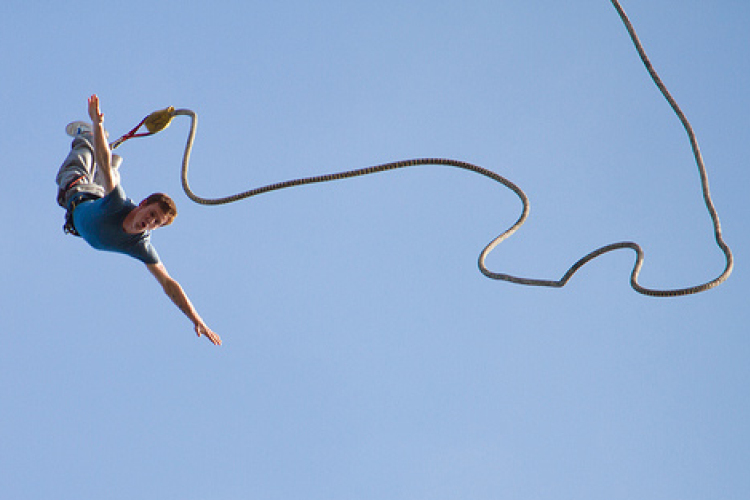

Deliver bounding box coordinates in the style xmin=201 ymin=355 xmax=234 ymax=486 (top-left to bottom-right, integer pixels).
xmin=63 ymin=192 xmax=101 ymax=237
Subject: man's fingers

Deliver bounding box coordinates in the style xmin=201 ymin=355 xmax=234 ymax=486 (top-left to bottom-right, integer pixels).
xmin=196 ymin=325 xmax=222 ymax=345
xmin=206 ymin=330 xmax=222 ymax=346
xmin=206 ymin=330 xmax=221 ymax=345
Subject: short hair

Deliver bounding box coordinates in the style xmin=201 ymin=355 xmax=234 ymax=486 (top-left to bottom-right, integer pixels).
xmin=143 ymin=192 xmax=178 ymax=226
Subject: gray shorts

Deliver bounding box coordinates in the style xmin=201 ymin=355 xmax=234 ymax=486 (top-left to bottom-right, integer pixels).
xmin=55 ymin=133 xmax=120 ymax=208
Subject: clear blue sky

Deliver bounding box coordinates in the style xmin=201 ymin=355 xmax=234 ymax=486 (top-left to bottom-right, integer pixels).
xmin=1 ymin=1 xmax=748 ymax=499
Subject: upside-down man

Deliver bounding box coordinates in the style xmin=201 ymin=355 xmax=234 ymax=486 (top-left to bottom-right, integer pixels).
xmin=55 ymin=95 xmax=221 ymax=345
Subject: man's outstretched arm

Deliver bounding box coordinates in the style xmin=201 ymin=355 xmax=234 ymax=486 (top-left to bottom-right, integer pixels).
xmin=147 ymin=262 xmax=222 ymax=345
xmin=87 ymin=94 xmax=117 ymax=194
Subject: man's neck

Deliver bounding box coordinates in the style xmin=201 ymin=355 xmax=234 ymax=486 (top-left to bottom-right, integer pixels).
xmin=122 ymin=208 xmax=142 ymax=235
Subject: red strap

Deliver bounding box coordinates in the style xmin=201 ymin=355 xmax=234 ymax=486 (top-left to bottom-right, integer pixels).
xmin=110 ymin=116 xmax=155 ymax=150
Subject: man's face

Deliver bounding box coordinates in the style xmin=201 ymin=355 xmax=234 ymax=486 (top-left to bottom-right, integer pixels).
xmin=129 ymin=202 xmax=168 ymax=233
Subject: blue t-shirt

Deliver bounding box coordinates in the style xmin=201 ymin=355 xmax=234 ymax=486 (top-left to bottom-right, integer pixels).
xmin=73 ymin=185 xmax=160 ymax=265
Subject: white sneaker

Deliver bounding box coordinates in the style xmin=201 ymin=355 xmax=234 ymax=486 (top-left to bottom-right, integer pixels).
xmin=65 ymin=121 xmax=92 ymax=137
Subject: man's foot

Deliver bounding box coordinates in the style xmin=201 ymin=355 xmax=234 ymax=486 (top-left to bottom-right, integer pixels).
xmin=65 ymin=121 xmax=92 ymax=137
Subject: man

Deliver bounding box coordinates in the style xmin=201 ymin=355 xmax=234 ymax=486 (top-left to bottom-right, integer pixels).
xmin=56 ymin=95 xmax=221 ymax=346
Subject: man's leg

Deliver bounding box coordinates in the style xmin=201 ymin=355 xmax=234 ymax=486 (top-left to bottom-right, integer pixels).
xmin=93 ymin=152 xmax=121 ymax=188
xmin=55 ymin=133 xmax=105 ymax=208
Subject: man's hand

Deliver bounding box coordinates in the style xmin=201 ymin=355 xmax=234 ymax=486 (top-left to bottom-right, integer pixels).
xmin=195 ymin=321 xmax=222 ymax=346
xmin=88 ymin=94 xmax=104 ymax=123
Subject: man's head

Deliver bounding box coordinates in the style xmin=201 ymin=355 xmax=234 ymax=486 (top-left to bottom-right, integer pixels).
xmin=142 ymin=193 xmax=178 ymax=226
xmin=125 ymin=193 xmax=178 ymax=234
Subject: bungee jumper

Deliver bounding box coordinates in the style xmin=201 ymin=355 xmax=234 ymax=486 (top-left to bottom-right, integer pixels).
xmin=55 ymin=95 xmax=221 ymax=346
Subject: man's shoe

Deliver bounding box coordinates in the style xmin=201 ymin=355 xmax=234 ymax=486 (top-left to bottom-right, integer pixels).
xmin=65 ymin=121 xmax=92 ymax=137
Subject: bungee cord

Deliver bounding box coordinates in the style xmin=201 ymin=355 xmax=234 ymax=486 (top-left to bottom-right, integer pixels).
xmin=116 ymin=0 xmax=732 ymax=297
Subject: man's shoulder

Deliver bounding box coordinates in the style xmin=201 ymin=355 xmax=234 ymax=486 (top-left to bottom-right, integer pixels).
xmin=100 ymin=185 xmax=133 ymax=208
xmin=104 ymin=184 xmax=127 ymax=200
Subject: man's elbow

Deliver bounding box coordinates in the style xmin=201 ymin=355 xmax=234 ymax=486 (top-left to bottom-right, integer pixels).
xmin=162 ymin=278 xmax=183 ymax=300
